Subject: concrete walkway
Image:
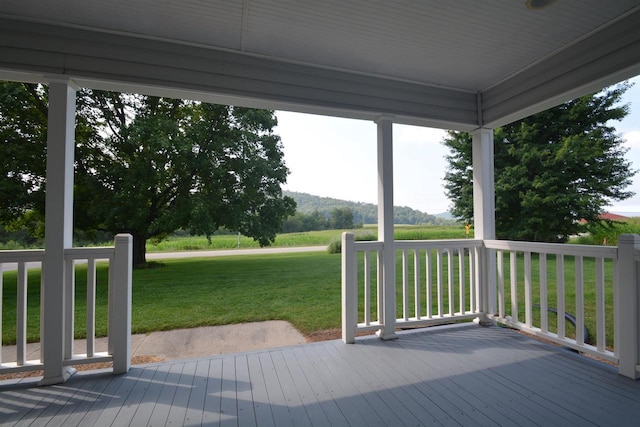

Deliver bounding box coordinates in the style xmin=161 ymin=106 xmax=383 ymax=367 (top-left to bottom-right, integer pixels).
xmin=1 ymin=246 xmax=321 ymax=365
xmin=1 ymin=321 xmax=308 ymax=365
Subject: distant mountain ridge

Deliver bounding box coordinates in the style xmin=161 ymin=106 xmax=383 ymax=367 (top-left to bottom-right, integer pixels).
xmin=284 ymin=191 xmax=454 ymax=225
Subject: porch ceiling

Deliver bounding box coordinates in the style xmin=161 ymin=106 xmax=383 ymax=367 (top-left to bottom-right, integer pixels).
xmin=1 ymin=1 xmax=639 ymax=129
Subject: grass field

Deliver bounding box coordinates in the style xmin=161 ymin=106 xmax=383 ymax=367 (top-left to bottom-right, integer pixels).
xmin=147 ymin=230 xmax=337 ymax=252
xmin=1 ymin=252 xmax=343 ymax=345
xmin=0 ymin=224 xmax=614 ymax=348
xmin=147 ymin=225 xmax=472 ymax=252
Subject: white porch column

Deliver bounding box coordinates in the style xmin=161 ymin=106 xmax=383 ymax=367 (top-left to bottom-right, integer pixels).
xmin=472 ymin=128 xmax=495 ymax=240
xmin=376 ymin=116 xmax=397 ymax=340
xmin=616 ymin=234 xmax=640 ymax=379
xmin=472 ymin=128 xmax=497 ymax=323
xmin=110 ymin=234 xmax=133 ymax=374
xmin=40 ymin=79 xmax=77 ymax=385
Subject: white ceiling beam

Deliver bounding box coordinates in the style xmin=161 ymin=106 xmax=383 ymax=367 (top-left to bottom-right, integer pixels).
xmin=482 ymin=8 xmax=640 ymax=128
xmin=0 ymin=17 xmax=478 ymax=130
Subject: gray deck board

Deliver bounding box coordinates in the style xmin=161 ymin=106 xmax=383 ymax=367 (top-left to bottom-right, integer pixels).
xmin=494 ymin=353 xmax=635 ymax=425
xmin=51 ymin=372 xmax=116 ymax=426
xmin=205 ymin=357 xmax=226 ymax=426
xmin=181 ymin=359 xmax=211 ymax=426
xmin=301 ymin=340 xmax=385 ymax=426
xmin=89 ymin=365 xmax=147 ymax=426
xmin=269 ymin=350 xmax=316 ymax=426
xmin=145 ymin=361 xmax=185 ymax=426
xmin=219 ymin=355 xmax=238 ymax=426
xmin=235 ymin=355 xmax=258 ymax=427
xmin=3 ymin=324 xmax=640 ymax=426
xmin=280 ymin=348 xmax=333 ymax=426
xmin=358 ymin=337 xmax=491 ymax=426
xmin=288 ymin=346 xmax=350 ymax=427
xmin=314 ymin=342 xmax=408 ymax=427
xmin=329 ymin=340 xmax=428 ymax=427
xmin=391 ymin=330 xmax=540 ymax=426
xmin=127 ymin=362 xmax=172 ymax=426
xmin=165 ymin=360 xmax=198 ymax=426
xmin=257 ymin=351 xmax=299 ymax=427
xmin=246 ymin=353 xmax=276 ymax=427
xmin=109 ymin=364 xmax=161 ymax=426
xmin=338 ymin=340 xmax=456 ymax=426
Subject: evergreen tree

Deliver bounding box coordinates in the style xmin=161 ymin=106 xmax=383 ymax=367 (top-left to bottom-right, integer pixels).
xmin=443 ymin=84 xmax=635 ymax=242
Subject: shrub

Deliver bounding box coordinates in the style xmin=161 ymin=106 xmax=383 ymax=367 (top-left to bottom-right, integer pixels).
xmin=327 ymin=239 xmax=342 ymax=254
xmin=326 ymin=231 xmax=377 ymax=254
xmin=573 ymin=219 xmax=640 ymax=246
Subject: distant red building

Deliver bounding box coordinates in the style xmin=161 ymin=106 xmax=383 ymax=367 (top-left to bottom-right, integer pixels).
xmin=580 ymin=212 xmax=628 ymax=224
xmin=599 ymin=212 xmax=628 ymax=221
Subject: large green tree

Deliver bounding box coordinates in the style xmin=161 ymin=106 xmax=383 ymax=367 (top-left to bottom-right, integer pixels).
xmin=0 ymin=83 xmax=48 ymax=223
xmin=443 ymin=84 xmax=635 ymax=242
xmin=1 ymin=82 xmax=296 ymax=265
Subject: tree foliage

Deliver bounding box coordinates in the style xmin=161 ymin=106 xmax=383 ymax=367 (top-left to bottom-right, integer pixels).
xmin=0 ymin=83 xmax=48 ymax=223
xmin=281 ymin=207 xmax=359 ymax=233
xmin=443 ymin=84 xmax=635 ymax=242
xmin=1 ymin=82 xmax=296 ymax=265
xmin=330 ymin=207 xmax=355 ymax=229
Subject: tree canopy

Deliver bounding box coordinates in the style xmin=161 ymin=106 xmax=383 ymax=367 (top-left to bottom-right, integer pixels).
xmin=0 ymin=82 xmax=296 ymax=265
xmin=443 ymin=84 xmax=635 ymax=242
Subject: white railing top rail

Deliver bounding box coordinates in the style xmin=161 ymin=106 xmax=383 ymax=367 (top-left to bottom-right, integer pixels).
xmin=0 ymin=249 xmax=45 ymax=263
xmin=395 ymin=239 xmax=483 ymax=250
xmin=485 ymin=239 xmax=618 ymax=259
xmin=352 ymin=239 xmax=615 ymax=257
xmin=0 ymin=247 xmax=116 ymax=264
xmin=352 ymin=239 xmax=483 ymax=252
xmin=351 ymin=240 xmax=384 ymax=251
xmin=64 ymin=246 xmax=116 ymax=261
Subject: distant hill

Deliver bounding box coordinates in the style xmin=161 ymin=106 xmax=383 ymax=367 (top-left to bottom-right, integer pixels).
xmin=434 ymin=211 xmax=454 ymax=220
xmin=284 ymin=191 xmax=455 ymax=225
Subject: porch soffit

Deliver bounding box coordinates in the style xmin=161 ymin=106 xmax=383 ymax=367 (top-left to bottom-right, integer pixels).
xmin=0 ymin=1 xmax=639 ymax=130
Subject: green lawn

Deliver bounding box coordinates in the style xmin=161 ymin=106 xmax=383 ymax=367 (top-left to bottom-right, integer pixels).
xmin=3 ymin=225 xmax=614 ymax=350
xmin=146 ymin=225 xmax=471 ymax=252
xmin=1 ymin=252 xmax=343 ymax=345
xmin=146 ymin=229 xmax=342 ymax=252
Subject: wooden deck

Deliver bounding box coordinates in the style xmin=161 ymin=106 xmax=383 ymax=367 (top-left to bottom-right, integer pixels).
xmin=2 ymin=323 xmax=640 ymax=426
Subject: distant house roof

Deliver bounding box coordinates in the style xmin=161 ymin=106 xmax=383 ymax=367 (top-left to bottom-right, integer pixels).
xmin=599 ymin=212 xmax=628 ymax=221
xmin=580 ymin=212 xmax=628 ymax=224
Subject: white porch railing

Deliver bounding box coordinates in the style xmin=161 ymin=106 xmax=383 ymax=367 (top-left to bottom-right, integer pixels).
xmin=0 ymin=234 xmax=132 ymax=377
xmin=484 ymin=239 xmax=618 ymax=362
xmin=341 ymin=232 xmax=484 ymax=343
xmin=342 ymin=232 xmax=640 ymax=379
xmin=0 ymin=249 xmax=45 ymax=373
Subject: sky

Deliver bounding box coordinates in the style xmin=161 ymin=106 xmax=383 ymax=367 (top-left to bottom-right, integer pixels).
xmin=275 ymin=75 xmax=640 ymax=215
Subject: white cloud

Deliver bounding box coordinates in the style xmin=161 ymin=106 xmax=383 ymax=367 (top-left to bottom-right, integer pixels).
xmin=623 ymin=130 xmax=640 ymax=147
xmin=394 ymin=124 xmax=446 ymax=145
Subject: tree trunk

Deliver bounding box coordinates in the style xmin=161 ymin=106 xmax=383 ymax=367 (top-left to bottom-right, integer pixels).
xmin=132 ymin=233 xmax=147 ymax=267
